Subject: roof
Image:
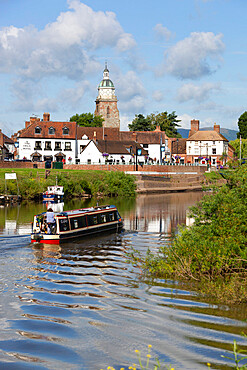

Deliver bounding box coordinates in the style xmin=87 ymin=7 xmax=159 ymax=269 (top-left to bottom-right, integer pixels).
xmin=99 ymin=79 xmax=114 ymax=88
xmin=19 ymin=121 xmax=77 ymax=139
xmin=171 ymin=138 xmax=187 ymax=154
xmin=187 ymin=130 xmax=228 ymax=141
xmin=77 ymin=126 xmax=120 ymax=141
xmin=120 ymin=131 xmax=169 ymax=144
xmin=82 ymin=139 xmax=148 ymax=156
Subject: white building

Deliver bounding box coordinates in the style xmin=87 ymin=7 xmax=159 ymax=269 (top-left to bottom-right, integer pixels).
xmin=18 ymin=113 xmax=77 ymax=163
xmin=186 ymin=120 xmax=230 ymax=166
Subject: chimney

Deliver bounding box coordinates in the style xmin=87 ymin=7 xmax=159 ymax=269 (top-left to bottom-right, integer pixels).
xmin=188 ymin=119 xmax=200 ymax=137
xmin=191 ymin=119 xmax=199 ymax=132
xmin=43 ymin=113 xmax=50 ymax=122
xmin=214 ymin=123 xmax=220 ymax=134
xmin=154 ymin=125 xmax=161 ymax=132
xmin=132 ymin=132 xmax=137 ymax=141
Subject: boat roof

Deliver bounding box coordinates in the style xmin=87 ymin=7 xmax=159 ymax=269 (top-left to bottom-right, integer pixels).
xmin=35 ymin=205 xmax=117 ymax=218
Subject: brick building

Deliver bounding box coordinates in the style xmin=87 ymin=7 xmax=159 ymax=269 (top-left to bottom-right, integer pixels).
xmin=94 ymin=63 xmax=120 ymax=129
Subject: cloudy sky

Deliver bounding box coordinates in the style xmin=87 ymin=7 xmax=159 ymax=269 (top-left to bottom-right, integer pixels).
xmin=0 ymin=0 xmax=246 ymax=136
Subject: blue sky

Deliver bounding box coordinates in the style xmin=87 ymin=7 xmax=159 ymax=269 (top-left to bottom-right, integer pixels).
xmin=0 ymin=0 xmax=246 ymax=136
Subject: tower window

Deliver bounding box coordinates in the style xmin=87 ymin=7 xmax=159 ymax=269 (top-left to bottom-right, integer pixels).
xmin=107 ymin=106 xmax=110 ymax=118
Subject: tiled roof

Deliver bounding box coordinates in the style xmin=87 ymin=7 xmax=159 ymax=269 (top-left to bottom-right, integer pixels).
xmin=171 ymin=138 xmax=187 ymax=154
xmin=83 ymin=139 xmax=148 ymax=156
xmin=19 ymin=121 xmax=77 ymax=139
xmin=77 ymin=126 xmax=120 ymax=141
xmin=187 ymin=130 xmax=228 ymax=141
xmin=120 ymin=131 xmax=169 ymax=144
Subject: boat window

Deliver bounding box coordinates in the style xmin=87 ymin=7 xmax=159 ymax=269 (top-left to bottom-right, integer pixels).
xmin=108 ymin=213 xmax=114 ymax=221
xmin=59 ymin=218 xmax=69 ymax=232
xmin=93 ymin=216 xmax=98 ymax=225
xmin=101 ymin=214 xmax=107 ymax=223
xmin=70 ymin=216 xmax=86 ymax=229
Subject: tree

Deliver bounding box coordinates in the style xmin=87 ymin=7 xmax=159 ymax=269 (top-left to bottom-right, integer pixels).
xmin=128 ymin=111 xmax=182 ymax=137
xmin=237 ymin=111 xmax=247 ymax=139
xmin=148 ymin=111 xmax=181 ymax=138
xmin=70 ymin=113 xmax=104 ymax=127
xmin=128 ymin=114 xmax=153 ymax=131
xmin=230 ymin=139 xmax=247 ymax=159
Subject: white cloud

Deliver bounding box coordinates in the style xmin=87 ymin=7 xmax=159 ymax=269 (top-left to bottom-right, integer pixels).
xmin=152 ymin=90 xmax=163 ymax=102
xmin=59 ymin=80 xmax=92 ymax=108
xmin=165 ymin=32 xmax=225 ymax=79
xmin=117 ymin=71 xmax=146 ymax=101
xmin=154 ymin=24 xmax=173 ymax=41
xmin=119 ymin=114 xmax=132 ymax=131
xmin=177 ymin=82 xmax=221 ymax=103
xmin=0 ymin=0 xmax=136 ymax=80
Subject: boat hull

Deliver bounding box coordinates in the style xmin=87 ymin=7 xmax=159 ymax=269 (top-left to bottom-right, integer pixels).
xmin=31 ymin=221 xmax=123 ymax=244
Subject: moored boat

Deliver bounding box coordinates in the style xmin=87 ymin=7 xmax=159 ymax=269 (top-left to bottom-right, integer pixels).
xmin=43 ymin=185 xmax=64 ymax=203
xmin=31 ymin=205 xmax=123 ymax=244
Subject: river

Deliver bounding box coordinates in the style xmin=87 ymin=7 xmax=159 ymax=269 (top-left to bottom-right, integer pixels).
xmin=0 ymin=192 xmax=246 ymax=370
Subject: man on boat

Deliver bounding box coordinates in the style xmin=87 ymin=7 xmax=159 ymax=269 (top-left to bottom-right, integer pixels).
xmin=46 ymin=208 xmax=56 ymax=234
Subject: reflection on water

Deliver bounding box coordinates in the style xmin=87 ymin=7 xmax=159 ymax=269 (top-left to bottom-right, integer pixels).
xmin=0 ymin=193 xmax=246 ymax=370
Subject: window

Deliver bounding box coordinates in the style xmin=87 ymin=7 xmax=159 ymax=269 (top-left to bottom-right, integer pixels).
xmin=87 ymin=159 xmax=91 ymax=164
xmin=45 ymin=141 xmax=52 ymax=150
xmin=59 ymin=218 xmax=69 ymax=232
xmin=101 ymin=214 xmax=107 ymax=223
xmin=107 ymin=106 xmax=110 ymax=118
xmin=108 ymin=213 xmax=114 ymax=221
xmin=35 ymin=126 xmax=41 ymax=134
xmin=35 ymin=141 xmax=42 ymax=150
xmin=213 ymin=141 xmax=215 ymax=145
xmin=49 ymin=127 xmax=55 ymax=135
xmin=55 ymin=142 xmax=61 ymax=150
xmin=194 ymin=148 xmax=199 ymax=154
xmin=63 ymin=127 xmax=69 ymax=135
xmin=212 ymin=148 xmax=216 ymax=154
xmin=64 ymin=142 xmax=71 ymax=151
xmin=143 ymin=144 xmax=148 ymax=149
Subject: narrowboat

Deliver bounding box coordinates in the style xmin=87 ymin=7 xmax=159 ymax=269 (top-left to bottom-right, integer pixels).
xmin=31 ymin=205 xmax=123 ymax=244
xmin=43 ymin=185 xmax=64 ymax=203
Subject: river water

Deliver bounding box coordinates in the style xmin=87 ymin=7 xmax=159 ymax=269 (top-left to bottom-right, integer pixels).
xmin=0 ymin=192 xmax=246 ymax=370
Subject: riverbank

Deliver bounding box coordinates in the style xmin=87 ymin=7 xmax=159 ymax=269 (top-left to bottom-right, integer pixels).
xmin=0 ymin=168 xmax=136 ymax=200
xmin=129 ymin=165 xmax=247 ymax=304
xmin=0 ymin=166 xmax=218 ymax=199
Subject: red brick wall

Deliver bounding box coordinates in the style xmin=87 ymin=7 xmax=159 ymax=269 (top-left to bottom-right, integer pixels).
xmin=0 ymin=161 xmax=207 ymax=173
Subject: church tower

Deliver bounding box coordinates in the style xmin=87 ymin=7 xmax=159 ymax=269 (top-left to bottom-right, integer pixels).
xmin=94 ymin=63 xmax=120 ymax=129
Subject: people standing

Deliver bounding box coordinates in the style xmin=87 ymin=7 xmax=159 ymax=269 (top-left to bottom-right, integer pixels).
xmin=46 ymin=208 xmax=55 ymax=234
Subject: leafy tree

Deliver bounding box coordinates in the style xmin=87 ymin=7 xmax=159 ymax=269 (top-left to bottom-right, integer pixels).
xmin=237 ymin=111 xmax=247 ymax=139
xmin=148 ymin=111 xmax=181 ymax=137
xmin=230 ymin=139 xmax=247 ymax=159
xmin=129 ymin=111 xmax=181 ymax=137
xmin=128 ymin=114 xmax=153 ymax=131
xmin=70 ymin=113 xmax=104 ymax=127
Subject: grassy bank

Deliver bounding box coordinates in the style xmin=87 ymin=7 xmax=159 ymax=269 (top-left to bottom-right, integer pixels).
xmin=0 ymin=168 xmax=136 ymax=199
xmin=130 ymin=165 xmax=247 ymax=304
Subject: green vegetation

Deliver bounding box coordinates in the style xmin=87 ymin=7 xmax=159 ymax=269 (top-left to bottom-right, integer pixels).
xmin=70 ymin=112 xmax=104 ymax=127
xmin=237 ymin=111 xmax=247 ymax=139
xmin=128 ymin=111 xmax=181 ymax=138
xmin=130 ymin=165 xmax=247 ymax=304
xmin=230 ymin=138 xmax=247 ymax=159
xmin=0 ymin=169 xmax=136 ymax=200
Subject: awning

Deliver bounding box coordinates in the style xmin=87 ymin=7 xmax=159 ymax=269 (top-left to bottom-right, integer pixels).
xmin=54 ymin=152 xmax=65 ymax=157
xmin=30 ymin=151 xmax=42 ymax=157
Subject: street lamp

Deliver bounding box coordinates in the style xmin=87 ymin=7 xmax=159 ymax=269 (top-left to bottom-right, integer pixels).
xmin=136 ymin=148 xmax=142 ymax=171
